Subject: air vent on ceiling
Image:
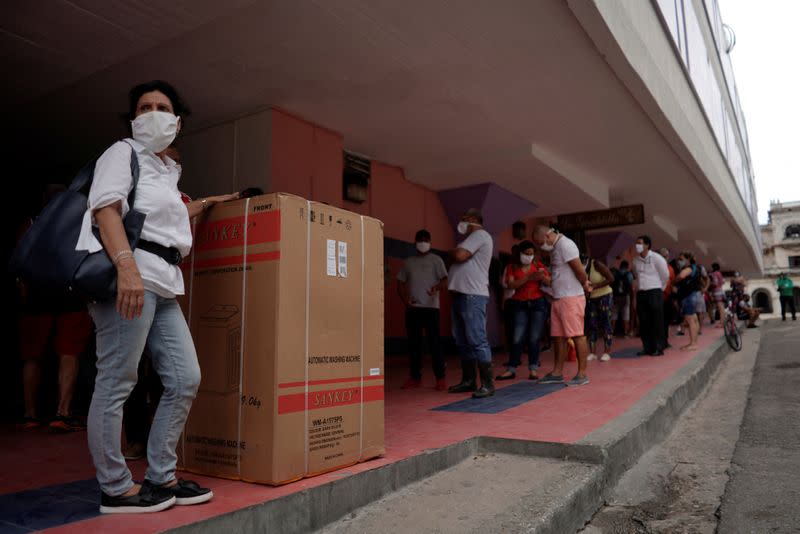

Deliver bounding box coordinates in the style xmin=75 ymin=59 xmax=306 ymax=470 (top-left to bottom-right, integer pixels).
xmin=343 ymin=151 xmax=370 ymax=203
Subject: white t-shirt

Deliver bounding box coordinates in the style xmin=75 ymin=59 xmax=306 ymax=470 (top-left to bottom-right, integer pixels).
xmin=397 ymin=253 xmax=448 ymax=309
xmin=75 ymin=139 xmax=193 ymax=298
xmin=550 ymin=234 xmax=584 ymax=298
xmin=448 ymin=229 xmax=493 ymax=297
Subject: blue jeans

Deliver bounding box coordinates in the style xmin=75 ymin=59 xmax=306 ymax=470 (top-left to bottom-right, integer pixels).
xmin=508 ymin=298 xmax=547 ymax=371
xmin=88 ymin=291 xmax=200 ymax=496
xmin=451 ymin=293 xmax=492 ymax=364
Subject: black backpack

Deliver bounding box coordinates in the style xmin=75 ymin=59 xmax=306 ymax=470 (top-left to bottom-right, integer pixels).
xmin=9 ymin=141 xmax=145 ymax=302
xmin=611 ymin=268 xmax=632 ymax=296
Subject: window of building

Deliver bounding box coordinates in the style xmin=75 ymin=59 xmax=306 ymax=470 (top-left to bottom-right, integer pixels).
xmin=790 ymin=255 xmax=800 ymax=268
xmin=786 ymin=224 xmax=800 ymax=239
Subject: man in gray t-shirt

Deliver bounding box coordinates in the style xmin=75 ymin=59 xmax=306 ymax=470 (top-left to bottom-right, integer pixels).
xmin=447 ymin=209 xmax=495 ymax=399
xmin=397 ymin=229 xmax=448 ymax=390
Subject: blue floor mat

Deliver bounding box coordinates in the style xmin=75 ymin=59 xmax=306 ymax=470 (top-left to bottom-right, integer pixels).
xmin=432 ymin=381 xmax=566 ymax=414
xmin=611 ymin=347 xmax=644 ymax=359
xmin=0 ymin=478 xmax=99 ymax=532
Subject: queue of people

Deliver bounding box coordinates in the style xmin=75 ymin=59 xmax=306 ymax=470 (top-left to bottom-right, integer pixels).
xmin=396 ymin=223 xmax=769 ymax=399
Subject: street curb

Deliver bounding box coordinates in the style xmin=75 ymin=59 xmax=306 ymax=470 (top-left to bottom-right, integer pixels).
xmin=167 ymin=335 xmax=732 ymax=534
xmin=570 ymin=332 xmax=732 ymax=530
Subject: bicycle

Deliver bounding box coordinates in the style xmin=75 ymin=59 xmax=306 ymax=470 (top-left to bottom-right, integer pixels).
xmin=723 ymin=298 xmax=742 ymax=352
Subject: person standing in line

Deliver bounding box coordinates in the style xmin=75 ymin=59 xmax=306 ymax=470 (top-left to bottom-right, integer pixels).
xmin=695 ymin=264 xmax=710 ymax=334
xmin=533 ymin=227 xmax=593 ymax=386
xmin=500 ymin=245 xmax=521 ymax=365
xmin=710 ymin=263 xmax=727 ymax=327
xmin=78 ymin=80 xmax=239 ymax=513
xmin=496 ymin=241 xmax=550 ymax=381
xmin=447 ymin=209 xmax=495 ymax=398
xmin=16 ymin=187 xmax=94 ymax=432
xmin=633 ymin=236 xmax=670 ymax=356
xmin=777 ymin=273 xmax=796 ymax=321
xmin=658 ymin=248 xmax=676 ymax=349
xmin=585 ymin=255 xmax=615 ymax=362
xmin=397 ymin=229 xmax=449 ymax=391
xmin=610 ymin=260 xmax=634 ymax=338
xmin=672 ymin=251 xmax=703 ymax=351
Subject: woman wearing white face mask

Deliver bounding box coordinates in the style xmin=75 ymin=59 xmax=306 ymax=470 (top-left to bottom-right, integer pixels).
xmin=496 ymin=241 xmax=551 ymax=380
xmin=77 ymin=81 xmax=238 ymax=514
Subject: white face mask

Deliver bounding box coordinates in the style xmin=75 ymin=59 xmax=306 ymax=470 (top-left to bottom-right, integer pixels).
xmin=635 ymin=244 xmax=645 ymax=254
xmin=416 ymin=241 xmax=431 ymax=253
xmin=520 ymin=254 xmax=534 ymax=265
xmin=540 ymin=243 xmax=553 ymax=252
xmin=457 ymin=221 xmax=469 ymax=235
xmin=132 ymin=111 xmax=179 ymax=153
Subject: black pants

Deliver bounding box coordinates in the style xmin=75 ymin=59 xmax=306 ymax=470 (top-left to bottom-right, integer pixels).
xmin=637 ymin=289 xmax=665 ymax=354
xmin=406 ymin=307 xmax=445 ymax=379
xmin=780 ymin=295 xmax=797 ymax=320
xmin=662 ymin=296 xmax=673 ymax=346
xmin=503 ymin=299 xmax=518 ymax=354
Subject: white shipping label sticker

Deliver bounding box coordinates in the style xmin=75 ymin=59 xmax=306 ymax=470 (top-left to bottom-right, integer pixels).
xmin=337 ymin=241 xmax=348 ymax=278
xmin=326 ymin=239 xmax=337 ymax=276
xmin=369 ymin=368 xmax=380 ymax=376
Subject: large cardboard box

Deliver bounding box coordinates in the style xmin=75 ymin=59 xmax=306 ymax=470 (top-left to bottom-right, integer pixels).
xmin=177 ymin=193 xmax=385 ymax=485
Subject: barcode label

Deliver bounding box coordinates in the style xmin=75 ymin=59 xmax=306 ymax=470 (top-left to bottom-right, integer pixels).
xmin=369 ymin=368 xmax=380 ymax=376
xmin=338 ymin=241 xmax=348 ymax=278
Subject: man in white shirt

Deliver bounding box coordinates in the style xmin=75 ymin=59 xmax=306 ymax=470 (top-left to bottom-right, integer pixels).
xmin=447 ymin=209 xmax=495 ymax=398
xmin=533 ymin=227 xmax=593 ymax=386
xmin=397 ymin=229 xmax=449 ymax=391
xmin=633 ymin=235 xmax=670 ymax=356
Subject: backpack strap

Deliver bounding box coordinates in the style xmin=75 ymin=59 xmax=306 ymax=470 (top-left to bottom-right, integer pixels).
xmin=69 ymin=140 xmax=140 ymax=212
xmin=121 ymin=140 xmax=140 ymax=212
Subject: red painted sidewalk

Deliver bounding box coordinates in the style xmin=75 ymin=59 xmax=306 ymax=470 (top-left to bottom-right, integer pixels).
xmin=0 ymin=327 xmax=724 ymax=534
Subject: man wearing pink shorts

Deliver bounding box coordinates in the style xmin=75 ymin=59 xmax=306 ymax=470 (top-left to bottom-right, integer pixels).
xmin=533 ymin=227 xmax=593 ymax=386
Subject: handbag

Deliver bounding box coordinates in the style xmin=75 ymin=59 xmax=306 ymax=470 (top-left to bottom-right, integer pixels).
xmin=10 ymin=140 xmax=146 ymax=302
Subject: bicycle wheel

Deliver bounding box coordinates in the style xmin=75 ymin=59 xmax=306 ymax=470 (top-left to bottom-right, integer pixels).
xmin=724 ymin=316 xmax=742 ymax=352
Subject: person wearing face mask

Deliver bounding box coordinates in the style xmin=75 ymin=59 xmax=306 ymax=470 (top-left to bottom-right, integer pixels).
xmin=75 ymin=81 xmax=239 ymax=514
xmin=672 ymin=251 xmax=703 ymax=351
xmin=447 ymin=209 xmax=495 ymax=398
xmin=496 ymin=241 xmax=550 ymax=381
xmin=532 ymin=227 xmax=593 ymax=386
xmin=500 ymin=244 xmax=522 ymax=364
xmin=396 ymin=229 xmax=449 ymax=391
xmin=632 ymin=236 xmax=670 ymax=356
xmin=584 ymin=254 xmax=616 ymax=362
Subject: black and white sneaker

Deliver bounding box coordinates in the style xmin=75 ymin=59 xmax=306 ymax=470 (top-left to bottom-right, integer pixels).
xmin=161 ymin=479 xmax=213 ymax=505
xmin=100 ymin=482 xmax=176 ymax=514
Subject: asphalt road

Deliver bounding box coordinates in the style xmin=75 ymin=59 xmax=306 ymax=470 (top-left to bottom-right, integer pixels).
xmin=717 ymin=319 xmax=800 ymax=533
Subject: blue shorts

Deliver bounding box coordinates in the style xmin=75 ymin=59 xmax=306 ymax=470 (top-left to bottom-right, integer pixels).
xmin=681 ymin=291 xmax=702 ymax=316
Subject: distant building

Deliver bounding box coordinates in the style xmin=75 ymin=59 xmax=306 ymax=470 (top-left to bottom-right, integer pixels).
xmin=748 ymin=201 xmax=800 ymax=313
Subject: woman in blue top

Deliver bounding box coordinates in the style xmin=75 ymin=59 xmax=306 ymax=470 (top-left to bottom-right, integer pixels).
xmin=672 ymin=251 xmax=702 ymax=351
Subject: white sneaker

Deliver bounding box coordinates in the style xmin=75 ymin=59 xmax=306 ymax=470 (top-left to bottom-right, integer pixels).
xmin=600 ymin=353 xmax=611 ymax=362
xmin=587 ymin=353 xmax=597 ymax=361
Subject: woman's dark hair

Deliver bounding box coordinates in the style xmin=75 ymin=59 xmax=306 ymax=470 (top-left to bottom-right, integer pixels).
xmin=712 ymin=262 xmax=720 ymax=271
xmin=680 ymin=250 xmax=696 ymax=264
xmin=127 ymin=80 xmax=191 ymax=121
xmin=518 ymin=240 xmax=535 ymax=253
